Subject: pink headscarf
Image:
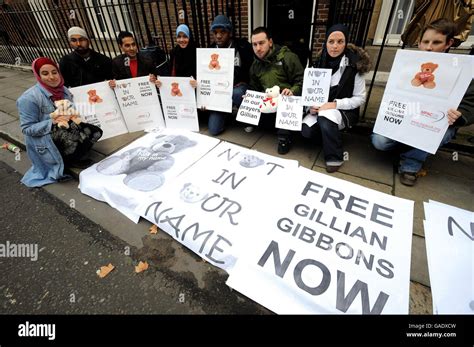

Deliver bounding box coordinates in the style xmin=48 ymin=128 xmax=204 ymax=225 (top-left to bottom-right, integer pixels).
xmin=32 ymin=57 xmax=65 ymax=101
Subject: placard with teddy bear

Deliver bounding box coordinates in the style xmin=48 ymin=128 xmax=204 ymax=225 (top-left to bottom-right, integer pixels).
xmin=158 ymin=76 xmax=199 ymax=131
xmin=70 ymin=81 xmax=129 ymax=140
xmin=374 ymin=49 xmax=473 ymax=154
xmin=196 ymin=48 xmax=235 ymax=113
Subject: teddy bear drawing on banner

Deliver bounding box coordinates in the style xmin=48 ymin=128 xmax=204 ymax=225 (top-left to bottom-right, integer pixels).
xmin=411 ymin=62 xmax=439 ymax=89
xmin=260 ymin=85 xmax=280 ymax=113
xmin=96 ymin=134 xmax=196 ymax=192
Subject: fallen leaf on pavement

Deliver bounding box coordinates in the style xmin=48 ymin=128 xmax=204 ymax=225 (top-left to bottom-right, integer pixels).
xmin=417 ymin=169 xmax=427 ymax=177
xmin=97 ymin=263 xmax=115 ymax=278
xmin=149 ymin=225 xmax=158 ymax=234
xmin=135 ymin=261 xmax=149 ymax=273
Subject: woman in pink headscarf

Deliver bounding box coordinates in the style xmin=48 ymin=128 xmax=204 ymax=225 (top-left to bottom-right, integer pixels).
xmin=17 ymin=57 xmax=102 ymax=187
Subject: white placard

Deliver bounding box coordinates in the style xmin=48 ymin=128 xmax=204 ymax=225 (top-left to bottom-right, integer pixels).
xmin=196 ymin=48 xmax=234 ymax=113
xmin=114 ymin=76 xmax=165 ymax=132
xmin=70 ymin=81 xmax=128 ymax=141
xmin=236 ymin=90 xmax=265 ymax=125
xmin=301 ymin=68 xmax=332 ymax=106
xmin=79 ymin=129 xmax=220 ymax=223
xmin=159 ymin=77 xmax=199 ymax=131
xmin=373 ymin=50 xmax=473 ymax=154
xmin=275 ymin=95 xmax=303 ymax=131
xmin=227 ymin=167 xmax=414 ymax=314
xmin=136 ymin=142 xmax=299 ymax=271
xmin=423 ymin=200 xmax=474 ymax=314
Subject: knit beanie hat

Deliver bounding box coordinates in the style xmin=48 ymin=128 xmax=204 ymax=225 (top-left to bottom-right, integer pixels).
xmin=67 ymin=26 xmax=89 ymax=40
xmin=210 ymin=15 xmax=232 ymax=32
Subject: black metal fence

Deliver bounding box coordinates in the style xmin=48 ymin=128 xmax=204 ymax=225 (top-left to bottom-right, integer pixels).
xmin=0 ymin=0 xmax=248 ymax=66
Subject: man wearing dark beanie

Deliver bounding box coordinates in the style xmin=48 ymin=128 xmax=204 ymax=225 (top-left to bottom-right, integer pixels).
xmin=59 ymin=26 xmax=113 ymax=88
xmin=205 ymin=14 xmax=254 ymax=136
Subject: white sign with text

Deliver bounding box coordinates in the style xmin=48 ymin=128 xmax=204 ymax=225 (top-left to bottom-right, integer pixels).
xmin=236 ymin=90 xmax=265 ymax=125
xmin=275 ymin=95 xmax=303 ymax=131
xmin=196 ymin=48 xmax=234 ymax=113
xmin=159 ymin=77 xmax=199 ymax=131
xmin=373 ymin=50 xmax=473 ymax=154
xmin=301 ymin=68 xmax=332 ymax=107
xmin=227 ymin=167 xmax=414 ymax=314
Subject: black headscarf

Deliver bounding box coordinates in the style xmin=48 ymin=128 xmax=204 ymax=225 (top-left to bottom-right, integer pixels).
xmin=170 ymin=30 xmax=197 ymax=77
xmin=319 ymin=24 xmax=349 ymax=75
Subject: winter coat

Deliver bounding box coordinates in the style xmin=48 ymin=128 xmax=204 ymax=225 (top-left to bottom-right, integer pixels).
xmin=17 ymin=83 xmax=72 ymax=187
xmin=249 ymin=44 xmax=304 ymax=96
xmin=59 ymin=50 xmax=113 ymax=88
xmin=312 ymin=43 xmax=371 ymax=128
xmin=455 ymin=79 xmax=474 ymax=127
xmin=111 ymin=53 xmax=156 ymax=80
xmin=210 ymin=38 xmax=254 ymax=85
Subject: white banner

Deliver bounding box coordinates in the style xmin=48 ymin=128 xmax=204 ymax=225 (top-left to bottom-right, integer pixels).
xmin=373 ymin=50 xmax=473 ymax=154
xmin=275 ymin=95 xmax=303 ymax=131
xmin=301 ymin=68 xmax=332 ymax=107
xmin=236 ymin=90 xmax=265 ymax=125
xmin=136 ymin=142 xmax=299 ymax=271
xmin=70 ymin=81 xmax=128 ymax=141
xmin=227 ymin=167 xmax=414 ymax=314
xmin=196 ymin=48 xmax=234 ymax=113
xmin=79 ymin=129 xmax=220 ymax=223
xmin=159 ymin=77 xmax=199 ymax=131
xmin=114 ymin=76 xmax=165 ymax=132
xmin=423 ymin=200 xmax=473 ymax=314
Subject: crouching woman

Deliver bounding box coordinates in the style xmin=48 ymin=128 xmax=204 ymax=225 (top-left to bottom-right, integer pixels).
xmin=17 ymin=57 xmax=101 ymax=187
xmin=302 ymin=24 xmax=370 ymax=173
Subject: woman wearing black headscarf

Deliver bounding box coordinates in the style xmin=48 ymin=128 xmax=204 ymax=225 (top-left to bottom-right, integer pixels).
xmin=155 ymin=24 xmax=197 ymax=88
xmin=302 ymin=24 xmax=371 ymax=173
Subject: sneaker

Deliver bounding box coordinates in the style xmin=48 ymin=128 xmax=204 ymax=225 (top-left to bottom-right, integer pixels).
xmin=244 ymin=126 xmax=255 ymax=133
xmin=399 ymin=171 xmax=417 ymax=186
xmin=67 ymin=158 xmax=94 ymax=169
xmin=277 ymin=138 xmax=291 ymax=154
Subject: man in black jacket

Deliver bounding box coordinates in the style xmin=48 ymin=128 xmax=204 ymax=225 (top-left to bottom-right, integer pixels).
xmin=205 ymin=15 xmax=254 ymax=136
xmin=109 ymin=31 xmax=156 ymax=85
xmin=59 ymin=27 xmax=113 ymax=88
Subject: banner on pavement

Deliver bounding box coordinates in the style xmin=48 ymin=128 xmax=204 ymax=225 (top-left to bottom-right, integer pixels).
xmin=423 ymin=200 xmax=473 ymax=314
xmin=226 ymin=167 xmax=414 ymax=314
xmin=136 ymin=142 xmax=299 ymax=271
xmin=79 ymin=129 xmax=220 ymax=223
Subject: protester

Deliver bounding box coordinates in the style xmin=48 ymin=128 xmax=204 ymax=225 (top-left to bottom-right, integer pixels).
xmin=248 ymin=26 xmax=304 ymax=154
xmin=155 ymin=24 xmax=197 ymax=89
xmin=17 ymin=57 xmax=102 ymax=187
xmin=204 ymin=14 xmax=254 ymax=136
xmin=109 ymin=31 xmax=156 ymax=87
xmin=302 ymin=24 xmax=370 ymax=171
xmin=371 ymin=19 xmax=474 ymax=186
xmin=59 ymin=26 xmax=113 ymax=88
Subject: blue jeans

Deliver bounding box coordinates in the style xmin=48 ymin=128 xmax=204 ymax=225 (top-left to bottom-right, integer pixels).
xmin=302 ymin=117 xmax=343 ymax=164
xmin=208 ymin=84 xmax=248 ymax=136
xmin=371 ymin=127 xmax=457 ymax=173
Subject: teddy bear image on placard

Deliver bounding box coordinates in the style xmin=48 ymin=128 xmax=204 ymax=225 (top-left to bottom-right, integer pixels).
xmin=208 ymin=53 xmax=221 ymax=70
xmin=50 ymin=99 xmax=82 ymax=128
xmin=260 ymin=85 xmax=280 ymax=113
xmin=87 ymin=89 xmax=103 ymax=103
xmin=170 ymin=82 xmax=183 ymax=97
xmin=179 ymin=183 xmax=209 ymax=203
xmin=96 ymin=134 xmax=196 ymax=191
xmin=411 ymin=62 xmax=439 ymax=89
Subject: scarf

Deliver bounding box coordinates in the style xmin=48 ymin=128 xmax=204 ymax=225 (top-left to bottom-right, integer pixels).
xmin=32 ymin=57 xmax=65 ymax=101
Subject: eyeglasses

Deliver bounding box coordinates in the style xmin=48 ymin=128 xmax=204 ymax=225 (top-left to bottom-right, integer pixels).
xmin=70 ymin=37 xmax=87 ymax=43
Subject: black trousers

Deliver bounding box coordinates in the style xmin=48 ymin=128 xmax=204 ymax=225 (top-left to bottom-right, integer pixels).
xmin=258 ymin=112 xmax=292 ymax=141
xmin=302 ymin=116 xmax=343 ymax=163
